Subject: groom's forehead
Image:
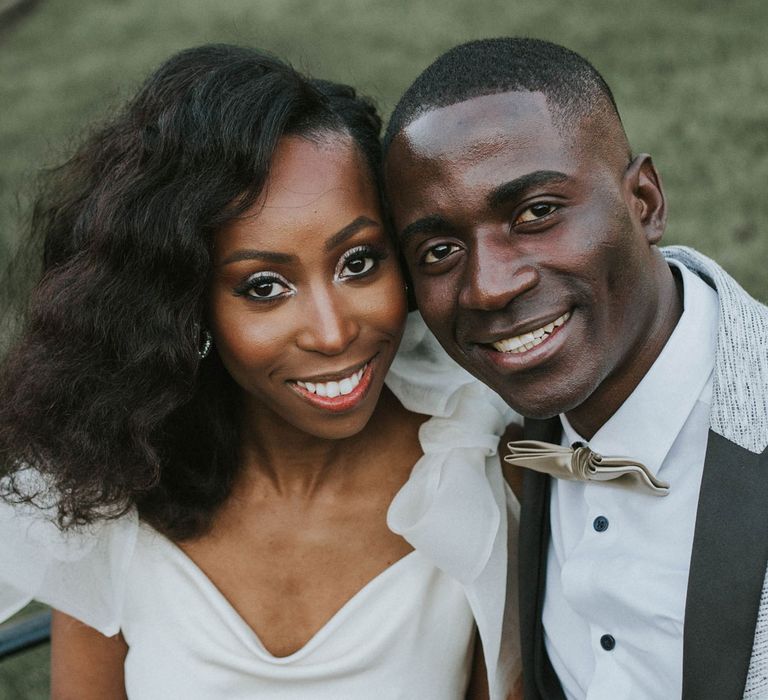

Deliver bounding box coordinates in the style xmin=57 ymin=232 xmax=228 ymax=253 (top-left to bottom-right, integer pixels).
xmin=395 ymin=91 xmax=555 ymax=155
xmin=382 ymin=90 xmax=610 ymax=196
xmin=386 ymin=90 xmax=562 ymax=168
xmin=384 ymin=90 xmax=628 ymax=219
xmin=383 ymin=91 xmax=593 ymax=226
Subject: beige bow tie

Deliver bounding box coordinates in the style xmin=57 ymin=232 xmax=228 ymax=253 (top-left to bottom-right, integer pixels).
xmin=504 ymin=440 xmax=670 ymax=496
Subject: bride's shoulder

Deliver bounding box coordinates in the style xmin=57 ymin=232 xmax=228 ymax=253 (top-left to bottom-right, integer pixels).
xmin=0 ymin=479 xmax=139 ymax=637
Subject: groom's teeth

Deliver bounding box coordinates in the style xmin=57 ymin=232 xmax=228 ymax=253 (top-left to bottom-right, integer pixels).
xmin=492 ymin=312 xmax=571 ymax=354
xmin=295 ymin=365 xmax=366 ymax=397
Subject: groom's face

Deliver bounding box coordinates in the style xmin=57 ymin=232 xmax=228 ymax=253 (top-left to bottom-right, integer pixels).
xmin=385 ymin=91 xmax=661 ymax=419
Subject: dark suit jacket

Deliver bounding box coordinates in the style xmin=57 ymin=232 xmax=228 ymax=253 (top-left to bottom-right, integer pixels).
xmin=518 ymin=417 xmax=768 ymax=700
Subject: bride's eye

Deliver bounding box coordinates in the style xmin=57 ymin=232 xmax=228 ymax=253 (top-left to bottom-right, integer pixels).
xmin=234 ymin=273 xmax=294 ymax=301
xmin=337 ymin=245 xmax=386 ymax=280
xmin=343 ymin=256 xmax=375 ymax=276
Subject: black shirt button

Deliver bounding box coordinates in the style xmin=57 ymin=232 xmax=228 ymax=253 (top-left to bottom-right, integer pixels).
xmin=593 ymin=515 xmax=609 ymax=532
xmin=600 ymin=634 xmax=616 ymax=651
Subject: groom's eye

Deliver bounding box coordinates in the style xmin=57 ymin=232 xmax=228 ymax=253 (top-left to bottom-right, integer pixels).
xmin=514 ymin=202 xmax=558 ymax=225
xmin=422 ymin=243 xmax=460 ymax=264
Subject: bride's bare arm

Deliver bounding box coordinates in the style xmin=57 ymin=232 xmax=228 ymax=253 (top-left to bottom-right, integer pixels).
xmin=50 ymin=609 xmax=128 ymax=700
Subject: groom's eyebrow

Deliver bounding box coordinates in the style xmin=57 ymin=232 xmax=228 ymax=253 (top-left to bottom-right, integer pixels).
xmin=487 ymin=170 xmax=569 ymax=209
xmin=398 ymin=215 xmax=456 ymax=245
xmin=398 ymin=170 xmax=570 ymax=244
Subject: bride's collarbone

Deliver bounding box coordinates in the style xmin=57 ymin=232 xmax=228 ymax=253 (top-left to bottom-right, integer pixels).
xmin=173 ymin=405 xmax=426 ymax=656
xmin=177 ymin=489 xmax=415 ymax=657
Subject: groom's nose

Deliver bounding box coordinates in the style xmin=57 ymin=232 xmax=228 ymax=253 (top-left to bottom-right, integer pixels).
xmin=458 ymin=229 xmax=539 ymax=312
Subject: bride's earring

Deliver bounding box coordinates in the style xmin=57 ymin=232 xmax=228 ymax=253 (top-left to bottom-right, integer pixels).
xmin=199 ymin=329 xmax=213 ymax=359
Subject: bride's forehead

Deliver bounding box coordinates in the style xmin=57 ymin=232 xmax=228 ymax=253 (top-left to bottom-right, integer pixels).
xmin=212 ymin=141 xmax=381 ymax=260
xmin=263 ymin=136 xmax=366 ymax=200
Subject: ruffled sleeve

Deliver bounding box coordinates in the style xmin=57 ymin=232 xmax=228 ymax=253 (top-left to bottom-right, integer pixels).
xmin=385 ymin=311 xmax=522 ymax=700
xmin=0 ymin=471 xmax=138 ymax=637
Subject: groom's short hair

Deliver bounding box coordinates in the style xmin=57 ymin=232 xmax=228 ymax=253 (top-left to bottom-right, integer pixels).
xmin=383 ymin=37 xmax=622 ymax=150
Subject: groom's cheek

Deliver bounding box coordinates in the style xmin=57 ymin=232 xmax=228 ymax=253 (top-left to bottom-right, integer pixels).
xmin=409 ymin=267 xmax=464 ymax=358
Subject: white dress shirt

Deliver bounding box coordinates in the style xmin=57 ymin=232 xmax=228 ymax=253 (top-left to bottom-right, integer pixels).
xmin=543 ymin=261 xmax=720 ymax=699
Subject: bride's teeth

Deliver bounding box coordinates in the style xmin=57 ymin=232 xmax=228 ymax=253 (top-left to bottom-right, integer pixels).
xmin=491 ymin=311 xmax=571 ymax=354
xmin=295 ymin=363 xmax=368 ymax=397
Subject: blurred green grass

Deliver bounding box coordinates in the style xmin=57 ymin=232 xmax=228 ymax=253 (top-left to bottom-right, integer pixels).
xmin=0 ymin=0 xmax=766 ymax=696
xmin=1 ymin=0 xmax=767 ymax=299
xmin=0 ymin=646 xmax=49 ymax=700
xmin=0 ymin=603 xmax=50 ymax=699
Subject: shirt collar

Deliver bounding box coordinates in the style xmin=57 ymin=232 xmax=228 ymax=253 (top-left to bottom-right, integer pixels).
xmin=560 ymin=261 xmax=719 ymax=475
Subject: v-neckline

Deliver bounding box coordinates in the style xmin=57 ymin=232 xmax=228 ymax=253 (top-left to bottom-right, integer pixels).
xmin=144 ymin=524 xmax=422 ymax=662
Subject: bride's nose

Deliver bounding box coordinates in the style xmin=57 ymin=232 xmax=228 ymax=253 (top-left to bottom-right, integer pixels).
xmin=295 ymin=284 xmax=360 ymax=356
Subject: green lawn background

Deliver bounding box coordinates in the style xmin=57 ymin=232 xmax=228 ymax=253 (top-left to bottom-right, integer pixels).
xmin=2 ymin=0 xmax=768 ymax=300
xmin=0 ymin=0 xmax=766 ymax=696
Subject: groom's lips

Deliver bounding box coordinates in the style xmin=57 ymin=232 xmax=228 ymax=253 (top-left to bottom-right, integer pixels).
xmin=474 ymin=309 xmax=574 ymax=372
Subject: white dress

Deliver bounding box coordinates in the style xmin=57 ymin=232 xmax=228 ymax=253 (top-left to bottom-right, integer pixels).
xmin=0 ymin=312 xmax=521 ymax=700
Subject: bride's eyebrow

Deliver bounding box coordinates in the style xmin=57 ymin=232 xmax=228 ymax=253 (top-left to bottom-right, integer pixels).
xmin=324 ymin=215 xmax=380 ymax=251
xmin=220 ymin=216 xmax=380 ymax=266
xmin=221 ymin=249 xmax=296 ymax=266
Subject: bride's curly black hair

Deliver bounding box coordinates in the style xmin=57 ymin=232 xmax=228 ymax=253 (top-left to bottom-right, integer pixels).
xmin=0 ymin=44 xmax=384 ymax=539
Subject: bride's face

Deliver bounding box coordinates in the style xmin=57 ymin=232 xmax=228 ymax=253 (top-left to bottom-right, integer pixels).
xmin=208 ymin=133 xmax=407 ymax=439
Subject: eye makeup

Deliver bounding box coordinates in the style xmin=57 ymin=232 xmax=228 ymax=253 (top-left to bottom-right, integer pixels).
xmin=336 ymin=244 xmax=389 ymax=279
xmin=233 ymin=271 xmax=295 ymax=301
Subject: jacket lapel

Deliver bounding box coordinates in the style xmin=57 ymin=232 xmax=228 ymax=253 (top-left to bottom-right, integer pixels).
xmin=683 ymin=431 xmax=768 ymax=699
xmin=518 ymin=424 xmax=768 ymax=699
xmin=518 ymin=418 xmax=566 ymax=700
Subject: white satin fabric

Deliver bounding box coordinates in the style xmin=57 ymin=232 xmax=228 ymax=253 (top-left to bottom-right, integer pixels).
xmin=121 ymin=523 xmax=475 ymax=700
xmin=0 ymin=475 xmax=138 ymax=635
xmin=0 ymin=312 xmax=521 ymax=699
xmin=387 ymin=312 xmax=522 ymax=699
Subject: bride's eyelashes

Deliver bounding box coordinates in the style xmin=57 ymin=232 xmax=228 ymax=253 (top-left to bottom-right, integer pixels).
xmin=233 ymin=272 xmax=295 ymax=302
xmin=232 ymin=244 xmax=390 ymax=302
xmin=335 ymin=244 xmax=389 ymax=280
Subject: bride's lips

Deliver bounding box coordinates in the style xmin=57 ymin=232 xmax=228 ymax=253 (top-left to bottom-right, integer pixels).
xmin=288 ymin=356 xmax=377 ymax=413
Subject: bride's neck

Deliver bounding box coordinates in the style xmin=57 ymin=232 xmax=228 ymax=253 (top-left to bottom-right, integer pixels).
xmin=236 ymin=387 xmax=406 ymax=498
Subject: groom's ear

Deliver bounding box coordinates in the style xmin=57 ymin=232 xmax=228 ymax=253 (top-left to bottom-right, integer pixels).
xmin=622 ymin=153 xmax=667 ymax=245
